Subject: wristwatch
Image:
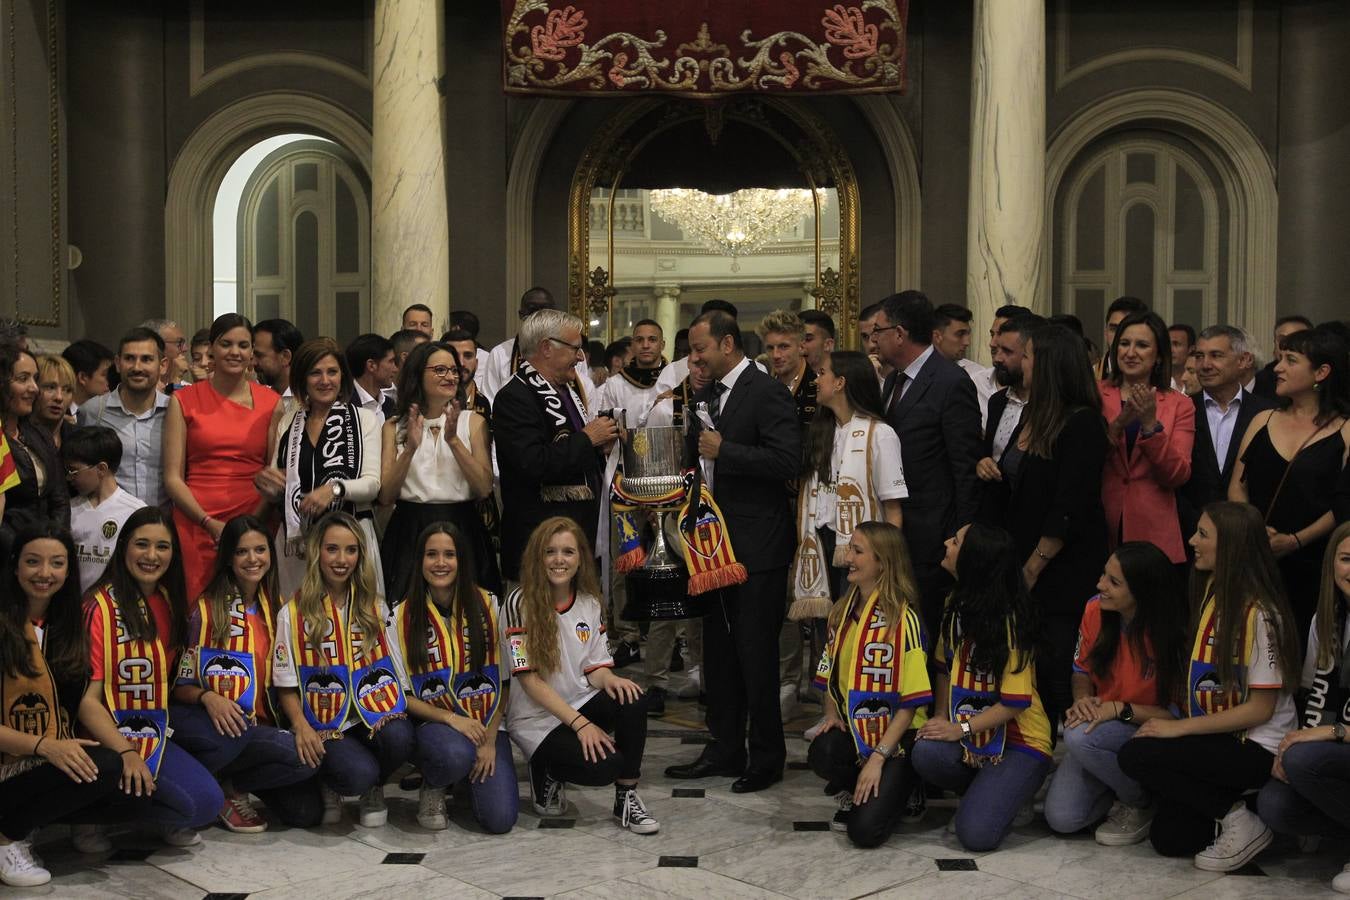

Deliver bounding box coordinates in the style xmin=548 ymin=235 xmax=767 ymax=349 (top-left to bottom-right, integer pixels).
xmin=958 ymin=719 xmax=972 ymax=737
xmin=1334 ymin=722 xmax=1346 ymax=743
xmin=875 ymin=742 xmax=897 ymax=760
xmin=330 ymin=481 xmax=346 ymax=500
xmin=1118 ymin=702 xmax=1134 ymax=723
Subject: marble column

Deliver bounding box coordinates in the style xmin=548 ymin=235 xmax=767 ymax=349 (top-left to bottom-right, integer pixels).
xmin=801 ymin=281 xmax=818 ymax=311
xmin=965 ymin=0 xmax=1045 ymax=364
xmin=1276 ymin=0 xmax=1350 ymax=327
xmin=372 ymin=0 xmax=449 ymax=335
xmin=654 ymin=284 xmax=681 ymax=344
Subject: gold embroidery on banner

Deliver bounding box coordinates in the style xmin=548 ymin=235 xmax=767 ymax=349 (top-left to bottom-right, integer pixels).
xmin=504 ymin=1 xmax=906 ymax=97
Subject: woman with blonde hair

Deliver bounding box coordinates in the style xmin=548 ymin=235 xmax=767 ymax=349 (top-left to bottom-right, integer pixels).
xmin=503 ymin=516 xmax=658 ymax=834
xmin=271 ymin=511 xmax=413 ymax=828
xmin=807 ymin=521 xmax=930 ymax=847
xmin=31 ymin=355 xmax=76 ymax=449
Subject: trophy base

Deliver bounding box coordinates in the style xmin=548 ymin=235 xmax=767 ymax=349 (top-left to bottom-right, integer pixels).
xmin=622 ymin=566 xmax=704 ymax=621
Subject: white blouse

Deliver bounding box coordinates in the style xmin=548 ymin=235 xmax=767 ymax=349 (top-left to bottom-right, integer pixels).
xmin=398 ymin=409 xmax=477 ymax=503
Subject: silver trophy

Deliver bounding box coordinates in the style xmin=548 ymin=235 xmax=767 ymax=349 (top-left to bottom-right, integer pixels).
xmin=617 ymin=423 xmax=702 ymax=620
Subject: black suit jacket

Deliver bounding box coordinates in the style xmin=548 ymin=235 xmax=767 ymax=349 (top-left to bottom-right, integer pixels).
xmin=881 ymin=349 xmax=983 ymax=572
xmin=686 ymin=361 xmax=801 ymax=574
xmin=0 ymin=420 xmax=71 ymax=561
xmin=349 ymin=387 xmax=396 ymax=422
xmin=1178 ymin=387 xmax=1275 ymax=538
xmin=976 ymin=387 xmax=1024 ymax=524
xmin=493 ymin=374 xmax=605 ymax=581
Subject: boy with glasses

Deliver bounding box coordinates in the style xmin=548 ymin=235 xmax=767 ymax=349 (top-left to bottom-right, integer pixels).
xmin=63 ymin=425 xmax=146 ymax=592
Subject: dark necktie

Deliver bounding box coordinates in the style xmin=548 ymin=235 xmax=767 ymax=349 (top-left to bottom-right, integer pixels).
xmin=888 ymin=372 xmax=909 ymax=413
xmin=710 ymin=381 xmax=728 ymax=427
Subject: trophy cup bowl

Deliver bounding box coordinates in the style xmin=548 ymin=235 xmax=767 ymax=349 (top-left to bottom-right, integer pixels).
xmin=617 ymin=425 xmax=705 ymax=621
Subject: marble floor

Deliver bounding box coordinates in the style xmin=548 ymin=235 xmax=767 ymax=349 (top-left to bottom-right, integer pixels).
xmin=11 ymin=674 xmax=1350 ymax=899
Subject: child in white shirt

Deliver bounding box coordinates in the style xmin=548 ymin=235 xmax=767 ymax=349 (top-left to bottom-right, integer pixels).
xmin=63 ymin=425 xmax=146 ymax=593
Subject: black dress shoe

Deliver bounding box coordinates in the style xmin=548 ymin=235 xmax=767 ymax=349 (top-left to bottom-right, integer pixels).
xmin=664 ymin=758 xmax=743 ymax=779
xmin=646 ymin=686 xmax=667 ymax=718
xmin=731 ymin=770 xmax=783 ymax=793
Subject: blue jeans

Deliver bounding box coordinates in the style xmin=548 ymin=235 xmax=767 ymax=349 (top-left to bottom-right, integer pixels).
xmin=169 ymin=703 xmax=314 ymax=792
xmin=1044 ymin=719 xmax=1147 ymax=834
xmin=911 ymin=738 xmax=1051 ymax=852
xmin=1258 ymin=740 xmax=1350 ymax=837
xmin=143 ymin=742 xmax=225 ymax=829
xmin=416 ymin=724 xmax=518 ymax=834
xmin=320 ymin=717 xmax=415 ymax=796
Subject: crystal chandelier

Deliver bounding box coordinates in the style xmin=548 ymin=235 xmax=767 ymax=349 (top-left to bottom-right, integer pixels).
xmin=647 ymin=187 xmax=822 ymax=256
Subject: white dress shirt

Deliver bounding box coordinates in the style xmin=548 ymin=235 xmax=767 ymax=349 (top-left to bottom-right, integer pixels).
xmin=1203 ymin=389 xmax=1245 ymax=471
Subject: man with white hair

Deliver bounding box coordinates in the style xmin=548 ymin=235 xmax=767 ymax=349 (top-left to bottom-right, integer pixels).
xmin=493 ymin=309 xmax=620 ymax=581
xmin=480 ymin=287 xmax=591 ymax=405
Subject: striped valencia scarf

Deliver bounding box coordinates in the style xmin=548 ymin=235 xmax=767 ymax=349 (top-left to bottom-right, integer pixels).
xmin=393 ymin=588 xmax=502 ymax=724
xmin=87 ymin=586 xmax=171 ymax=776
xmin=0 ymin=623 xmax=69 ymax=782
xmin=192 ymin=588 xmax=275 ymax=725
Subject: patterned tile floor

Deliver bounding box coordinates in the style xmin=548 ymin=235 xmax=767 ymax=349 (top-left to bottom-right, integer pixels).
xmin=12 ymin=668 xmax=1348 ymax=899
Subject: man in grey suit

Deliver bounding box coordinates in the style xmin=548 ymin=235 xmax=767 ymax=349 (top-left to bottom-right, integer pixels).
xmin=871 ymin=291 xmax=983 ymax=635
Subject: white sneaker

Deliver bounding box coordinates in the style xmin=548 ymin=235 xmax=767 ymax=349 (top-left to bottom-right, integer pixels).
xmin=614 ymin=788 xmax=660 ymax=834
xmin=358 ymin=785 xmax=388 ymax=828
xmin=1194 ymin=803 xmax=1272 ymax=872
xmin=803 ymin=716 xmax=828 ymax=741
xmin=676 ymin=666 xmax=702 ymax=700
xmin=1332 ymin=861 xmax=1350 ymax=894
xmin=779 ymin=684 xmax=798 ymax=722
xmin=71 ymin=824 xmax=111 ymax=854
xmin=320 ymin=784 xmax=343 ymax=825
xmin=158 ymin=826 xmax=202 ymax=848
xmin=1094 ymin=801 xmax=1154 ymax=846
xmin=830 ymin=791 xmax=854 ymax=833
xmin=0 ymin=840 xmax=50 ymax=887
xmin=417 ymin=784 xmax=448 ymax=830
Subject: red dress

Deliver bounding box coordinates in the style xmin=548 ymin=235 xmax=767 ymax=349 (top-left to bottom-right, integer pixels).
xmin=173 ymin=381 xmax=279 ymax=597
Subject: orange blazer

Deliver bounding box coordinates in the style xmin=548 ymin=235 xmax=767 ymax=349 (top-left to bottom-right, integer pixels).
xmin=1099 ymin=383 xmax=1196 ymax=563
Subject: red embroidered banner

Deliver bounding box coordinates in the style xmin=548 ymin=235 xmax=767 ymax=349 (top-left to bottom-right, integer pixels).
xmin=502 ymin=1 xmax=908 ymax=97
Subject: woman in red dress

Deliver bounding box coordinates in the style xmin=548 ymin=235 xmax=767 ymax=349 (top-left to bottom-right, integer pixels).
xmin=162 ymin=313 xmax=279 ymax=597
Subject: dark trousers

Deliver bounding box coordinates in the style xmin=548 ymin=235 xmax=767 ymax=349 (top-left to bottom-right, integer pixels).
xmin=1040 ymin=612 xmax=1080 ymax=742
xmin=701 ymin=567 xmax=788 ymax=774
xmin=320 ymin=718 xmax=415 ymax=796
xmin=807 ymin=729 xmax=917 ymax=848
xmin=1258 ymin=740 xmax=1350 ymax=837
xmin=0 ymin=746 xmax=125 ymax=839
xmin=1118 ymin=733 xmax=1274 ymax=856
xmin=532 ymin=690 xmax=648 ymax=785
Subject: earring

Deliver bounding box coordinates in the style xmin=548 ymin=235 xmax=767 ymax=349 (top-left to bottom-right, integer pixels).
xmin=1314 ymin=381 xmax=1321 ymax=392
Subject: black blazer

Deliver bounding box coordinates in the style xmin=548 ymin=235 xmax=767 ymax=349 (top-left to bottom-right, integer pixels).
xmin=1178 ymin=387 xmax=1274 ymax=539
xmin=881 ymin=349 xmax=983 ymax=571
xmin=976 ymin=387 xmax=1024 ymax=524
xmin=492 ymin=374 xmax=605 ymax=581
xmin=1004 ymin=406 xmax=1108 ymax=615
xmin=350 ymin=387 xmax=396 ymax=422
xmin=0 ymin=420 xmax=71 ymax=560
xmin=686 ymin=361 xmax=801 ymax=574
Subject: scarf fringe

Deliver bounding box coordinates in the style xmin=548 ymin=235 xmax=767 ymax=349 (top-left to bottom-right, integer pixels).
xmin=541 ymin=484 xmax=595 ymax=502
xmin=688 ymin=562 xmax=747 ymax=596
xmin=788 ymin=595 xmax=833 ymax=621
xmin=962 ymin=745 xmax=1003 ymax=768
xmin=370 ymin=712 xmax=408 ymax=734
xmin=615 ymin=545 xmax=646 ymax=574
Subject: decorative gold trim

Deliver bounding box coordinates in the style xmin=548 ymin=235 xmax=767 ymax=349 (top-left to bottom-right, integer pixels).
xmin=1053 ymin=0 xmax=1254 ymax=91
xmin=188 ymin=0 xmax=371 ymax=98
xmin=6 ymin=0 xmax=61 ymax=326
xmin=567 ymin=97 xmax=861 ymax=347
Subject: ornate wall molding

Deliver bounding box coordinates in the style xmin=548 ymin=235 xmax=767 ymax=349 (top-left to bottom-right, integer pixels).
xmin=505 ymin=98 xmax=573 ymax=325
xmin=5 ymin=0 xmax=61 ymax=326
xmin=164 ymin=93 xmax=372 ymax=329
xmin=852 ymin=94 xmax=921 ymax=290
xmin=1053 ymin=0 xmax=1254 ymax=91
xmin=188 ymin=0 xmax=372 ymax=97
xmin=1045 ymin=87 xmax=1277 ymax=342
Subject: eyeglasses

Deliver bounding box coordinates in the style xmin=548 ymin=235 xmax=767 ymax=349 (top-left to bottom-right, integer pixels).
xmin=169 ymin=337 xmax=188 ymax=349
xmin=547 ymin=336 xmax=584 ymax=353
xmin=65 ymin=463 xmax=97 ymax=479
xmin=427 ymin=365 xmax=459 ymax=381
xmin=862 ymin=325 xmax=899 ymax=340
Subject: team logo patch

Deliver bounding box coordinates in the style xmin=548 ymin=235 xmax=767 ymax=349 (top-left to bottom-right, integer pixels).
xmin=454 ymin=672 xmax=497 ymax=722
xmin=417 ymin=675 xmax=450 ymax=705
xmin=355 ymin=668 xmax=401 ymax=714
xmin=851 ymin=697 xmax=892 ymax=750
xmin=8 ymin=692 xmax=50 ymax=736
xmin=575 ymin=622 xmax=591 ymax=643
xmin=798 ymin=542 xmax=822 ymax=592
xmin=120 ymin=714 xmax=162 ymax=763
xmin=101 ymin=519 xmax=119 ymax=540
xmin=304 ymin=672 xmax=346 ymax=726
xmin=202 ymin=654 xmax=252 ymax=703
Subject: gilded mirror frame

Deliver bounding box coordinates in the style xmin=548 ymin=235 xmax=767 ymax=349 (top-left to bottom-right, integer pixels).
xmin=567 ymin=97 xmax=860 ymax=347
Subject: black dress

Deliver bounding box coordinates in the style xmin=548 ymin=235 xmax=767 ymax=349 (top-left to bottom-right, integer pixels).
xmin=1240 ymin=421 xmax=1346 ymax=647
xmin=1000 ymin=406 xmax=1109 ymax=733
